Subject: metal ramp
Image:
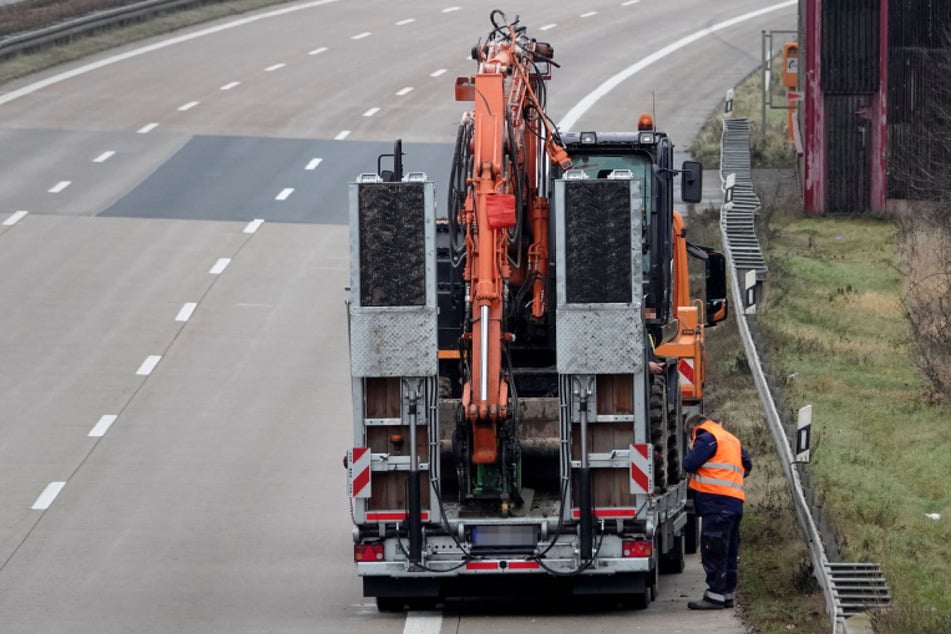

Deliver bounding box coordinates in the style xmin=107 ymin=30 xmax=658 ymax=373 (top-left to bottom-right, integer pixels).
xmin=827 ymin=563 xmax=892 ymax=617
xmin=719 ymin=117 xmax=768 ymax=279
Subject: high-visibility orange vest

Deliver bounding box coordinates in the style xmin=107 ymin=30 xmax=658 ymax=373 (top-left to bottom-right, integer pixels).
xmin=688 ymin=421 xmax=745 ymax=501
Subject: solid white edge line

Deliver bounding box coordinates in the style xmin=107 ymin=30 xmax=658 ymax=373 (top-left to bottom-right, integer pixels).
xmin=244 ymin=218 xmax=265 ymax=233
xmin=0 ymin=0 xmax=342 ymax=107
xmin=276 ymin=187 xmax=295 ymax=201
xmin=175 ymin=302 xmax=198 ymax=322
xmin=48 ymin=181 xmax=71 ymax=193
xmin=89 ymin=415 xmax=118 ymax=438
xmin=3 ymin=210 xmax=28 ymax=226
xmin=363 ymin=107 xmax=380 ymax=117
xmin=137 ymin=123 xmax=159 ymax=134
xmin=136 ymin=355 xmax=162 ymax=376
xmin=93 ymin=150 xmax=115 ymax=163
xmin=209 ymin=258 xmax=231 ymax=274
xmin=335 ymin=130 xmax=351 ymax=140
xmin=403 ymin=612 xmax=443 ymax=634
xmin=32 ymin=482 xmax=66 ymax=510
xmin=178 ymin=101 xmax=199 ymax=111
xmin=305 ymin=158 xmax=323 ymax=170
xmin=557 ymin=0 xmax=797 ymax=131
xmin=221 ymin=81 xmax=241 ymax=90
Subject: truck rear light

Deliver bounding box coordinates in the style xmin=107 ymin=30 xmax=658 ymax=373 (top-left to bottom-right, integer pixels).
xmin=354 ymin=544 xmax=385 ymax=562
xmin=622 ymin=540 xmax=653 ymax=558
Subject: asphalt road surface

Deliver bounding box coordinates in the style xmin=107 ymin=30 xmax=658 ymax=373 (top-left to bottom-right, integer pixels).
xmin=0 ymin=1 xmax=795 ymax=632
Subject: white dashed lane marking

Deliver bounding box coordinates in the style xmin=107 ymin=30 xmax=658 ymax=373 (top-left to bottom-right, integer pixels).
xmin=442 ymin=6 xmax=461 ymax=13
xmin=178 ymin=101 xmax=200 ymax=111
xmin=276 ymin=188 xmax=295 ymax=201
xmin=335 ymin=130 xmax=351 ymax=140
xmin=175 ymin=302 xmax=198 ymax=322
xmin=540 ymin=24 xmax=557 ymax=31
xmin=265 ymin=63 xmax=286 ymax=72
xmin=209 ymin=258 xmax=231 ymax=275
xmin=88 ymin=415 xmax=118 ymax=438
xmin=309 ymin=46 xmax=328 ymax=55
xmin=580 ymin=11 xmax=598 ymax=17
xmin=3 ymin=210 xmax=28 ymax=226
xmin=363 ymin=107 xmax=380 ymax=117
xmin=220 ymin=81 xmax=241 ymax=90
xmin=351 ymin=32 xmax=371 ymax=40
xmin=305 ymin=158 xmax=323 ymax=170
xmin=395 ymin=18 xmax=415 ymax=25
xmin=136 ymin=355 xmax=162 ymax=376
xmin=430 ymin=68 xmax=447 ymax=77
xmin=48 ymin=181 xmax=71 ymax=194
xmin=93 ymin=151 xmax=115 ymax=163
xmin=244 ymin=218 xmax=265 ymax=234
xmin=396 ymin=87 xmax=414 ymax=96
xmin=622 ymin=0 xmax=640 ymax=5
xmin=32 ymin=482 xmax=66 ymax=510
xmin=137 ymin=123 xmax=159 ymax=134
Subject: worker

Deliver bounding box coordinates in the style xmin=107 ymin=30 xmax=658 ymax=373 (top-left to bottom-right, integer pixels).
xmin=683 ymin=413 xmax=752 ymax=610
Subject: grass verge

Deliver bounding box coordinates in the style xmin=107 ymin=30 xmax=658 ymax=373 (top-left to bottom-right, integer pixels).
xmin=687 ymin=207 xmax=830 ymax=634
xmin=758 ymin=212 xmax=951 ymax=633
xmin=0 ymin=0 xmax=293 ymax=86
xmin=689 ymin=60 xmax=796 ymax=169
xmin=689 ymin=47 xmax=951 ymax=634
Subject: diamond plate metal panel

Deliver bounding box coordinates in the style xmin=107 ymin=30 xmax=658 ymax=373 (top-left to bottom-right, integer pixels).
xmin=350 ymin=308 xmax=437 ymax=377
xmin=556 ymin=306 xmax=643 ymax=374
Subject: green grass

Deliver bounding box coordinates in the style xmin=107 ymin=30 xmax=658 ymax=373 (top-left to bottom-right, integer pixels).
xmin=687 ymin=51 xmax=950 ymax=633
xmin=686 ymin=208 xmax=830 ymax=634
xmin=0 ymin=0 xmax=293 ymax=85
xmin=689 ymin=60 xmax=797 ymax=168
xmin=759 ymin=212 xmax=951 ymax=632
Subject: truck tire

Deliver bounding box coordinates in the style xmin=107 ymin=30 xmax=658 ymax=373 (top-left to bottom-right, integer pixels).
xmin=660 ymin=534 xmax=686 ymax=574
xmin=684 ymin=513 xmax=700 ymax=554
xmin=375 ymin=597 xmax=406 ymax=612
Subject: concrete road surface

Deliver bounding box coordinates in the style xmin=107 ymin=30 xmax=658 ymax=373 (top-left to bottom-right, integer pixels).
xmin=0 ymin=0 xmax=795 ymax=631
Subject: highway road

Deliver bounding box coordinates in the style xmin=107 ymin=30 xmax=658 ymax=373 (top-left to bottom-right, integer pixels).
xmin=0 ymin=1 xmax=795 ymax=632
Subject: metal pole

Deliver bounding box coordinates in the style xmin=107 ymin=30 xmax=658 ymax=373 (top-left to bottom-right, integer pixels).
xmin=407 ymin=382 xmax=422 ymax=563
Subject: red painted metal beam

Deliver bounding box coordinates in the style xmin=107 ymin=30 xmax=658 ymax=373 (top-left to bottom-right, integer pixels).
xmin=803 ymin=0 xmax=825 ymax=214
xmin=869 ymin=0 xmax=888 ymax=212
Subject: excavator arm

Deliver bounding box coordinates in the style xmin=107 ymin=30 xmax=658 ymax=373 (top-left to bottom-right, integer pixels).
xmin=451 ymin=11 xmax=570 ymax=492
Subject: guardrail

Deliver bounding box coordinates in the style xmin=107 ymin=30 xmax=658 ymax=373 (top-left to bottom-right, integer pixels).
xmin=718 ymin=117 xmax=889 ymax=634
xmin=0 ymin=0 xmax=218 ymax=61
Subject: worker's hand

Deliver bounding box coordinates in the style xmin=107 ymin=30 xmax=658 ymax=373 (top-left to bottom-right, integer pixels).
xmin=649 ymin=361 xmax=665 ymax=375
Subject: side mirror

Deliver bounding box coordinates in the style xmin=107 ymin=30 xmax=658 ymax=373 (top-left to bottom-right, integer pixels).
xmin=680 ymin=160 xmax=702 ymax=204
xmin=705 ymin=251 xmax=729 ymax=326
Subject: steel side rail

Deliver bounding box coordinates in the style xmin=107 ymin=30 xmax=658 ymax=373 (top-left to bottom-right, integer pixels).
xmin=718 ymin=117 xmax=843 ymax=634
xmin=0 ymin=0 xmax=217 ymax=60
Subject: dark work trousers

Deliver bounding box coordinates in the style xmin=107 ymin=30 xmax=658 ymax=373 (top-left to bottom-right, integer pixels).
xmin=699 ymin=510 xmax=743 ymax=603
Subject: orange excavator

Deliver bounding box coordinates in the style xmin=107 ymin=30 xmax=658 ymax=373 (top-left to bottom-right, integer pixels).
xmin=448 ymin=10 xmax=572 ymax=500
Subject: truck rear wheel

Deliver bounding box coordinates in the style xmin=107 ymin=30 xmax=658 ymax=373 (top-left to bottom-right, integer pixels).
xmin=375 ymin=597 xmax=406 ymax=612
xmin=660 ymin=534 xmax=686 ymax=574
xmin=684 ymin=513 xmax=700 ymax=554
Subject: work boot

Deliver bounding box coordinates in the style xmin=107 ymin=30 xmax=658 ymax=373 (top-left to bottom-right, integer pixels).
xmin=687 ymin=598 xmax=724 ymax=610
